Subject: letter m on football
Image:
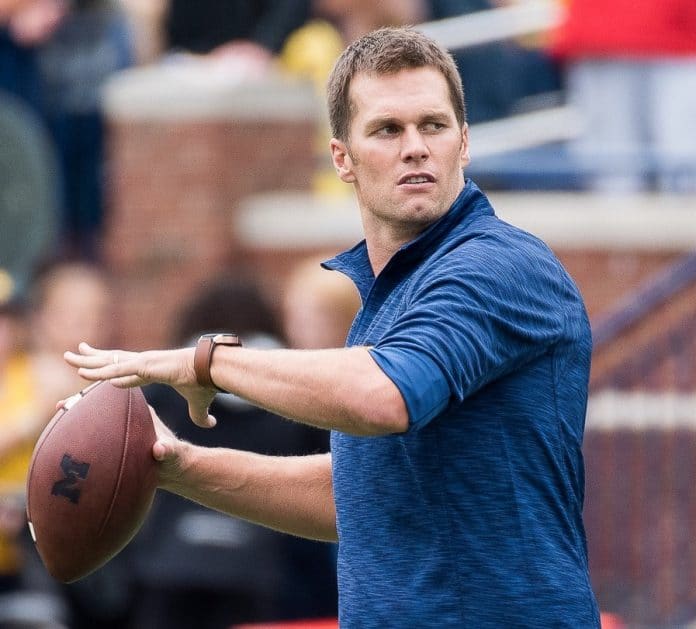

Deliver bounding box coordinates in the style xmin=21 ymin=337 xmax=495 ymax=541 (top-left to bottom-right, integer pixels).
xmin=52 ymin=454 xmax=90 ymax=504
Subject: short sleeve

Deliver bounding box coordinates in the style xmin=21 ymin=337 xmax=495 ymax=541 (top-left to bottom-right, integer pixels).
xmin=369 ymin=234 xmax=566 ymax=430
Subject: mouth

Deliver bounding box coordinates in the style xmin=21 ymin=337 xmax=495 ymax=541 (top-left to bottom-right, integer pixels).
xmin=398 ymin=173 xmax=436 ymax=186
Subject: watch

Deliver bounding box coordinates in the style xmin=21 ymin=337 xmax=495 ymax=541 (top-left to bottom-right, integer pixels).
xmin=193 ymin=333 xmax=242 ymax=391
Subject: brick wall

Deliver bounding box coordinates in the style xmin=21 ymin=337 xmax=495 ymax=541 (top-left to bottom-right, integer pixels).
xmin=584 ymin=422 xmax=696 ymax=625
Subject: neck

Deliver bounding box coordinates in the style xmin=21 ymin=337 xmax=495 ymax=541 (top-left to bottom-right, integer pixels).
xmin=364 ymin=220 xmax=425 ymax=276
xmin=359 ymin=181 xmax=466 ymax=275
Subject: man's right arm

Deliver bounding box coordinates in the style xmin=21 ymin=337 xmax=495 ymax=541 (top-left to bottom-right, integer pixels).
xmin=155 ymin=434 xmax=337 ymax=542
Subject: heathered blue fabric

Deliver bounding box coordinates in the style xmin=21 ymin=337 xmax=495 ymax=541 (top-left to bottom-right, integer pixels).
xmin=324 ymin=180 xmax=600 ymax=628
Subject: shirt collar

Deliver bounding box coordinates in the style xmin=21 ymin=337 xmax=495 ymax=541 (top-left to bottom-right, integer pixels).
xmin=323 ymin=179 xmax=494 ymax=295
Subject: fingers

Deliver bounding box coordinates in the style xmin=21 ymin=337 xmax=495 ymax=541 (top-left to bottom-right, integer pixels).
xmin=152 ymin=436 xmax=189 ymax=495
xmin=152 ymin=439 xmax=170 ymax=462
xmin=68 ymin=362 xmax=143 ymax=386
xmin=152 ymin=436 xmax=191 ymax=494
xmin=109 ymin=375 xmax=146 ymax=388
xmin=64 ymin=343 xmax=133 ymax=368
xmin=64 ymin=343 xmax=145 ymax=386
xmin=64 ymin=344 xmax=114 ymax=373
xmin=148 ymin=408 xmax=178 ymax=463
xmin=76 ymin=342 xmax=100 ymax=355
xmin=64 ymin=353 xmax=115 ymax=369
xmin=70 ymin=342 xmax=109 ymax=361
xmin=187 ymin=400 xmax=217 ymax=429
xmin=63 ymin=343 xmax=132 ymax=363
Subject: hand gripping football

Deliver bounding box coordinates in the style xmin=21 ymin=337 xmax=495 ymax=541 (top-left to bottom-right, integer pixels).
xmin=26 ymin=381 xmax=157 ymax=583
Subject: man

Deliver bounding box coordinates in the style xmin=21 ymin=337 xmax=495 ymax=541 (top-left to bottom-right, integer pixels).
xmin=65 ymin=27 xmax=600 ymax=627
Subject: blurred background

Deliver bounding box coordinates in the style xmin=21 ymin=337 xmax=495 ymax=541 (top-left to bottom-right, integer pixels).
xmin=1 ymin=1 xmax=695 ymax=627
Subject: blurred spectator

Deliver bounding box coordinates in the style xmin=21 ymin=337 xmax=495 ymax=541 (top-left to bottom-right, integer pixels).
xmin=28 ymin=258 xmax=114 ymax=364
xmin=0 ymin=274 xmax=32 ymax=598
xmin=2 ymin=258 xmax=114 ymax=524
xmin=5 ymin=0 xmax=67 ymax=46
xmin=0 ymin=259 xmax=112 ymax=627
xmin=0 ymin=91 xmax=59 ymax=329
xmin=165 ymin=0 xmax=310 ymax=54
xmin=311 ymin=0 xmax=426 ymax=46
xmin=35 ymin=0 xmax=135 ymax=257
xmin=282 ymin=254 xmax=361 ymax=350
xmin=0 ymin=0 xmax=66 ymax=111
xmin=552 ymin=0 xmax=696 ymax=193
xmin=117 ymin=0 xmax=166 ymax=64
xmin=24 ymin=258 xmax=138 ymax=629
xmin=1 ymin=3 xmax=63 ymax=298
xmin=159 ymin=0 xmax=311 ymax=81
xmin=280 ymin=0 xmax=428 ymax=99
xmin=1 ymin=0 xmax=134 ymax=259
xmin=131 ymin=275 xmax=337 ymax=629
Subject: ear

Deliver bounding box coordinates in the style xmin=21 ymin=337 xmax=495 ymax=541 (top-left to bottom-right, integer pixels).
xmin=460 ymin=124 xmax=471 ymax=168
xmin=330 ymin=138 xmax=357 ymax=183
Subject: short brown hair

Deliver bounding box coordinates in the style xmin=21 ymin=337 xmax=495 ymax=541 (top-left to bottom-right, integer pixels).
xmin=326 ymin=27 xmax=466 ymax=142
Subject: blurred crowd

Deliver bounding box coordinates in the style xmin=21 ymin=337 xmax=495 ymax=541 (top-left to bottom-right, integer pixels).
xmin=0 ymin=253 xmax=358 ymax=628
xmin=2 ymin=0 xmax=695 ymax=267
xmin=0 ymin=0 xmax=694 ymax=626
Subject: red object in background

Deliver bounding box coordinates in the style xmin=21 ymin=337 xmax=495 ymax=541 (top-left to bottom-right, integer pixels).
xmin=551 ymin=0 xmax=696 ymax=58
xmin=601 ymin=611 xmax=626 ymax=628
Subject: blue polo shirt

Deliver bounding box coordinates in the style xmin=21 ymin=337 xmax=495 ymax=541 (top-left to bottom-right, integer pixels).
xmin=324 ymin=180 xmax=600 ymax=628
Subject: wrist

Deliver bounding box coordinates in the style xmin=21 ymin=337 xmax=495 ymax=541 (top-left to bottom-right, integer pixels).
xmin=193 ymin=333 xmax=242 ymax=391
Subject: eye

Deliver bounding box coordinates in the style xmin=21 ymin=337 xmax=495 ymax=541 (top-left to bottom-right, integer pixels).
xmin=375 ymin=124 xmax=400 ymax=136
xmin=421 ymin=121 xmax=446 ymax=133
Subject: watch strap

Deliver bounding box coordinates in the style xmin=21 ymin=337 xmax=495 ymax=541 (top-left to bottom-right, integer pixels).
xmin=193 ymin=333 xmax=241 ymax=391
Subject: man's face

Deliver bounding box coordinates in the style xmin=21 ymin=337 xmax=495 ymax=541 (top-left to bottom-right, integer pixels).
xmin=331 ymin=66 xmax=469 ymax=243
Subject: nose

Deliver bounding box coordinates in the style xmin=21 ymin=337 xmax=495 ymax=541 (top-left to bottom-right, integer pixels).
xmin=400 ymin=126 xmax=430 ymax=162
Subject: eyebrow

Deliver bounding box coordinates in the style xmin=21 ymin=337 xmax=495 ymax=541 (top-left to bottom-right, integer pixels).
xmin=363 ymin=116 xmax=399 ymax=134
xmin=363 ymin=110 xmax=452 ymax=133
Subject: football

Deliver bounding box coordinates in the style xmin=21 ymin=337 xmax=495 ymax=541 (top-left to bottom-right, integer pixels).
xmin=26 ymin=381 xmax=157 ymax=583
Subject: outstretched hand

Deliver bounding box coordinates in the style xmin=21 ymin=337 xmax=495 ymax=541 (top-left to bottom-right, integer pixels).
xmin=64 ymin=342 xmax=219 ymax=428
